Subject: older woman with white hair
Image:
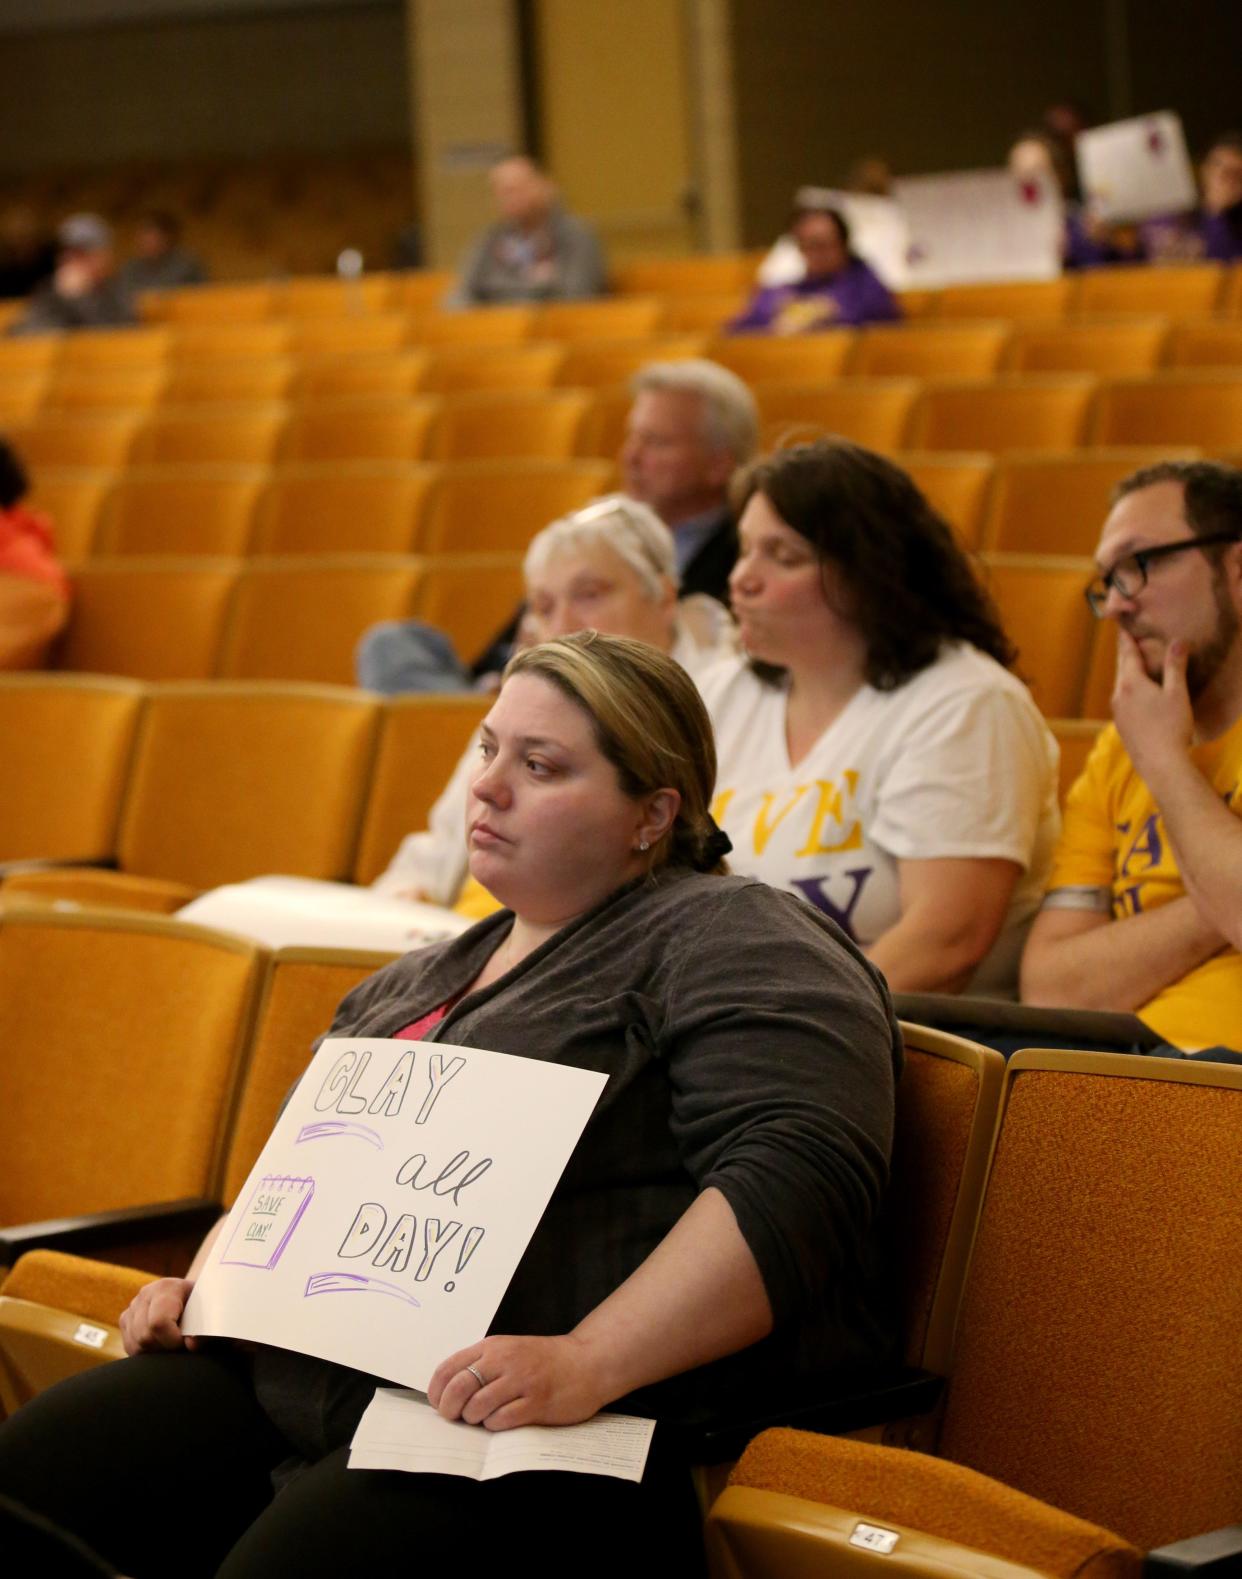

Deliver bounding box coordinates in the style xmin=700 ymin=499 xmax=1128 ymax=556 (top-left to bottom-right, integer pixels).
xmin=372 ymin=494 xmax=736 ymax=906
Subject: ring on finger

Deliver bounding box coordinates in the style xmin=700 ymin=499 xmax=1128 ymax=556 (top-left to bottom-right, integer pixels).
xmin=465 ymin=1362 xmax=487 ymax=1389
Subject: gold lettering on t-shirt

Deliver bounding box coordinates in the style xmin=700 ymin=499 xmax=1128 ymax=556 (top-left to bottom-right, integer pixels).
xmin=710 ymin=789 xmax=734 ymax=825
xmin=794 ymin=773 xmax=862 ymax=857
xmin=753 ymin=785 xmax=812 ymax=855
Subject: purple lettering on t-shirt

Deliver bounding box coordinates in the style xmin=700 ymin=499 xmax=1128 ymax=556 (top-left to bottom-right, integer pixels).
xmin=790 ymin=868 xmax=872 ymax=939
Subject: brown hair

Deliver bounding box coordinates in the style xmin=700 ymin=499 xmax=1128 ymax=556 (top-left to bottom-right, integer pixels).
xmin=504 ymin=631 xmax=728 ymax=876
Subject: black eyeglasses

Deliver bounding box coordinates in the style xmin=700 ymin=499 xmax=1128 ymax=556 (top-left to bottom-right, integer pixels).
xmin=1084 ymin=530 xmax=1241 ymax=617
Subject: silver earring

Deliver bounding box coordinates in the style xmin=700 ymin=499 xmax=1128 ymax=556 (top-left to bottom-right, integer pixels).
xmin=639 ymin=840 xmax=650 ymax=852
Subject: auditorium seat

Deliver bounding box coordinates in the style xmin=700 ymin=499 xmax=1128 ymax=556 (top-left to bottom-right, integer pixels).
xmin=705 ymin=333 xmax=857 ymax=385
xmin=420 ymin=343 xmax=566 ymax=393
xmin=0 ymin=337 xmax=62 ymax=376
xmin=409 ymin=553 xmax=524 ymax=662
xmin=277 ymin=398 xmax=439 ymax=463
xmin=0 ymin=673 xmax=144 ymax=866
xmin=7 ymin=682 xmax=379 ymax=908
xmin=536 ymin=298 xmax=667 ymax=340
xmin=555 ymin=336 xmax=709 ymax=388
xmin=59 ymin=327 xmax=171 ymax=368
xmin=406 ymin=305 xmax=535 ymax=345
xmin=848 ymin=322 xmax=1011 ymax=378
xmin=937 ymin=278 xmax=1075 ymax=320
xmin=281 ymin=275 xmax=398 ymax=317
xmin=93 ymin=467 xmax=266 ymax=557
xmin=907 ymin=377 xmax=1096 ymax=453
xmin=1080 ymin=617 xmax=1117 ymax=721
xmin=160 ymin=360 xmax=298 ymax=407
xmin=42 ymin=366 xmax=167 ymax=411
xmin=286 ymin=314 xmax=412 ymax=358
xmin=1050 ymin=718 xmax=1107 ymax=802
xmin=25 ymin=468 xmax=114 ymax=562
xmin=130 ymin=406 xmax=289 ymax=466
xmin=1090 ymin=372 xmax=1242 ymax=448
xmin=707 ymin=1051 xmax=1242 ymax=1577
xmin=661 ymin=294 xmax=747 ymax=333
xmin=0 ymin=904 xmax=262 ymax=1266
xmin=574 ymin=387 xmax=635 ymax=463
xmin=0 ymin=371 xmax=51 ymax=426
xmin=353 ymin=694 xmax=493 ymax=884
xmin=414 ymin=459 xmax=614 ymax=555
xmin=216 ymin=555 xmax=421 ymax=684
xmin=170 ymin=322 xmax=292 ymax=361
xmin=894 ymin=453 xmax=994 ymax=549
xmin=425 ymin=391 xmax=592 ymax=462
xmin=1163 ymin=318 xmax=1242 ymax=369
xmin=752 ymin=379 xmax=922 ymax=452
xmin=57 ymin=559 xmax=238 ymax=679
xmin=291 ymin=351 xmax=430 ymax=400
xmin=1074 ymin=262 xmax=1226 ymax=317
xmin=982 ymin=448 xmax=1199 ymax=556
xmin=252 ymin=463 xmax=439 ymax=556
xmin=1003 ymin=318 xmax=1169 ymax=376
xmin=8 ymin=412 xmax=145 ymax=469
xmin=611 ymin=254 xmax=760 ymax=295
xmin=388 ymin=269 xmax=459 ymax=311
xmin=980 ymin=552 xmax=1096 ymax=716
xmin=141 ymin=281 xmax=279 ymax=322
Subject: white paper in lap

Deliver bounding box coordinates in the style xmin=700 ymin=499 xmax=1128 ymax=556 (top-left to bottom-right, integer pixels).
xmin=183 ymin=1038 xmax=606 ymax=1392
xmin=1076 ymin=112 xmax=1197 ymax=224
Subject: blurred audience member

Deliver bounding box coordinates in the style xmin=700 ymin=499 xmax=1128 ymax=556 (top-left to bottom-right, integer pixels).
xmin=0 ymin=208 xmax=55 ymax=299
xmin=118 ymin=211 xmax=207 ymax=293
xmin=1008 ymin=130 xmax=1141 ymax=269
xmin=9 ymin=214 xmax=135 ymax=335
xmin=727 ymin=204 xmax=899 ymax=333
xmin=0 ymin=439 xmax=69 ymax=670
xmin=450 ymin=156 xmax=605 ymax=306
xmin=1142 ymin=132 xmax=1242 ymax=264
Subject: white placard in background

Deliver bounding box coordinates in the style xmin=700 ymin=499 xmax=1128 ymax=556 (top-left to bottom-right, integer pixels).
xmin=757 ymin=190 xmax=912 ymax=289
xmin=894 ymin=167 xmax=1064 ymax=286
xmin=1076 ymin=112 xmax=1197 ymax=224
xmin=177 ymin=875 xmax=471 ymax=953
xmin=184 ymin=1037 xmax=607 ymax=1392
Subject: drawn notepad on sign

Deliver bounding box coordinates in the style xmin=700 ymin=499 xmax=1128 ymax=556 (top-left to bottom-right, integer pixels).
xmin=223 ymin=1176 xmax=315 ymax=1269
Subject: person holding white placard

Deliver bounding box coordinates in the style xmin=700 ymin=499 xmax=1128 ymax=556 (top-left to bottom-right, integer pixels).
xmin=700 ymin=440 xmax=1060 ymax=995
xmin=0 ymin=633 xmax=901 ymax=1579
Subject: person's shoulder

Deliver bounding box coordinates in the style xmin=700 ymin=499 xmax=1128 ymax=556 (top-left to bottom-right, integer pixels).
xmin=910 ymin=642 xmax=1040 ymax=709
xmin=695 ymin=652 xmax=766 ymax=710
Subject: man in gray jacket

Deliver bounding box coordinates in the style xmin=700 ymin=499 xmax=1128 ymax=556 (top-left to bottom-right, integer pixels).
xmin=450 ymin=156 xmax=605 ymax=306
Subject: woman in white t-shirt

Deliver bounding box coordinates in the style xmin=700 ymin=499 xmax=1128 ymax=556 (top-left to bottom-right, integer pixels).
xmin=374 ymin=495 xmax=738 ymax=909
xmin=699 ymin=440 xmax=1059 ymax=996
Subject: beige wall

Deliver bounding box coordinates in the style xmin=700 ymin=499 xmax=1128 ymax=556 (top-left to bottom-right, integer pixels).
xmin=532 ymin=0 xmax=695 ymax=260
xmin=0 ymin=3 xmax=409 ymax=171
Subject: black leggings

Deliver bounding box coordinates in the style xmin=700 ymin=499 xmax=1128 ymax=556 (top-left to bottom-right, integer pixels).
xmin=0 ymin=1349 xmax=706 ymax=1579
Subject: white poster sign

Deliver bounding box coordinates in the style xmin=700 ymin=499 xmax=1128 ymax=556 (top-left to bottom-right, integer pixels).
xmin=1076 ymin=112 xmax=1197 ymax=224
xmin=184 ymin=1037 xmax=607 ymax=1391
xmin=894 ymin=167 xmax=1064 ymax=286
xmin=758 ymin=189 xmax=912 ymax=289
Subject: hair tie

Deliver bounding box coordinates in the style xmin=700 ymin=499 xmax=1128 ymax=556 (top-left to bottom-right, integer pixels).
xmin=694 ymin=817 xmax=733 ymax=871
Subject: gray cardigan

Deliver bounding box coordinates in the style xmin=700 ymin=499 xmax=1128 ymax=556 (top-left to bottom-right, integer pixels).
xmin=252 ymin=869 xmax=901 ymax=1457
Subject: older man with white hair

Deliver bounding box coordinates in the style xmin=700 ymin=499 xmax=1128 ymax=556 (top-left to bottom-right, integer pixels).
xmin=355 ymin=358 xmax=757 ymax=693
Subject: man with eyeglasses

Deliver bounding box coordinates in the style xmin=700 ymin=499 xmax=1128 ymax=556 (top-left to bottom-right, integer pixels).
xmin=1020 ymin=459 xmax=1242 ymax=1054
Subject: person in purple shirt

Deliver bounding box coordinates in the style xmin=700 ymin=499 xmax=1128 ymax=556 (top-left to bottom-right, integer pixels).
xmin=1142 ymin=132 xmax=1242 ymax=264
xmin=728 ymin=204 xmax=900 ymax=334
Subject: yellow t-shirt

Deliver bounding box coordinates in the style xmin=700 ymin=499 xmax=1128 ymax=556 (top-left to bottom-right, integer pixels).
xmin=1048 ymin=717 xmax=1242 ymax=1049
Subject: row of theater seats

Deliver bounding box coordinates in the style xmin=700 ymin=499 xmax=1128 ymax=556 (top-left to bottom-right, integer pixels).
xmin=0 ymin=674 xmax=1102 ymax=913
xmin=0 ymin=903 xmax=1236 ymax=1579
xmin=8 ymin=374 xmax=1242 ymax=469
xmin=32 ymin=548 xmax=1117 ymax=717
xmin=21 ymin=449 xmax=1201 ymax=566
xmin=9 ymin=312 xmax=1242 ymax=382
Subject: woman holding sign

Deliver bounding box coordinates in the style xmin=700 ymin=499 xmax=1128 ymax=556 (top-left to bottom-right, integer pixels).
xmin=0 ymin=633 xmax=901 ymax=1579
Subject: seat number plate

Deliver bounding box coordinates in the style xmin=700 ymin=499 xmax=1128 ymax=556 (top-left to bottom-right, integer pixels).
xmin=850 ymin=1522 xmax=900 ymax=1554
xmin=72 ymin=1323 xmax=108 ymax=1349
